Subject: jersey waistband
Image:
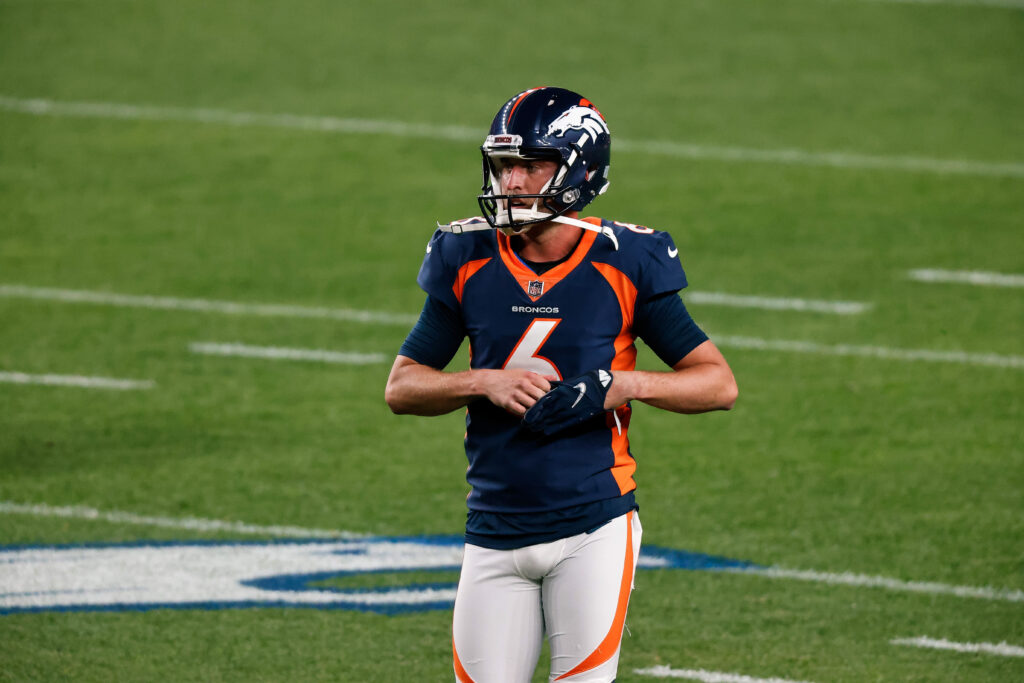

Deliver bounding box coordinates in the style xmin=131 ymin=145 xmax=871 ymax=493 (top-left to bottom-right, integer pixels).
xmin=464 ymin=493 xmax=636 ymax=550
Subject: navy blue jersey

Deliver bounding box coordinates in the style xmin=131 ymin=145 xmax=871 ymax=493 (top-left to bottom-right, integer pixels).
xmin=417 ymin=217 xmax=688 ymax=522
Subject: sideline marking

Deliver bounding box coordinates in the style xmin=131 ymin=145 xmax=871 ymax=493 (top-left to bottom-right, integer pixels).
xmin=2 ymin=96 xmax=1023 ymax=179
xmin=189 ymin=342 xmax=388 ymax=365
xmin=908 ymin=268 xmax=1024 ymax=288
xmin=2 ymin=501 xmax=1021 ymax=604
xmin=891 ymin=636 xmax=1024 ymax=657
xmin=686 ymin=292 xmax=869 ymax=315
xmin=715 ymin=335 xmax=1024 ymax=369
xmin=0 ymin=284 xmax=418 ymax=326
xmin=0 ymin=501 xmax=366 ymax=539
xmin=0 ymin=372 xmax=154 ymax=391
xmin=634 ymin=666 xmax=814 ymax=683
xmin=734 ymin=566 xmax=1024 ymax=602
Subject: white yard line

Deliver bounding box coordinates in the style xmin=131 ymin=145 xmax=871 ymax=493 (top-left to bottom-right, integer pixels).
xmin=733 ymin=566 xmax=1024 ymax=602
xmin=0 ymin=501 xmax=366 ymax=539
xmin=0 ymin=284 xmax=418 ymax=326
xmin=855 ymin=0 xmax=1024 ymax=9
xmin=4 ymin=284 xmax=1018 ymax=369
xmin=891 ymin=636 xmax=1024 ymax=657
xmin=189 ymin=342 xmax=387 ymax=365
xmin=686 ymin=292 xmax=869 ymax=315
xmin=0 ymin=371 xmax=154 ymax=390
xmin=908 ymin=268 xmax=1024 ymax=288
xmin=2 ymin=95 xmax=1022 ymax=179
xmin=2 ymin=501 xmax=1022 ymax=603
xmin=0 ymin=283 xmax=866 ymax=318
xmin=634 ymin=666 xmax=815 ymax=683
xmin=715 ymin=335 xmax=1024 ymax=369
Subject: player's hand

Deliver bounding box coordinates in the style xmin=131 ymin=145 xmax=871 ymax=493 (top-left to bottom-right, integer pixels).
xmin=478 ymin=369 xmax=553 ymax=417
xmin=523 ymin=369 xmax=614 ymax=436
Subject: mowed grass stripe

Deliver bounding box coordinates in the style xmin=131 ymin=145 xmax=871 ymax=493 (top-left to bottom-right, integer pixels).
xmin=0 ymin=371 xmax=154 ymax=390
xmin=2 ymin=95 xmax=1023 ymax=179
xmin=2 ymin=501 xmax=1021 ymax=603
xmin=189 ymin=342 xmax=388 ymax=365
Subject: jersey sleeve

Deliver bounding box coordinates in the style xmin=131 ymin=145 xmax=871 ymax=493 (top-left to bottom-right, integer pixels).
xmin=398 ymin=295 xmax=465 ymax=369
xmin=634 ymin=293 xmax=708 ymax=367
xmin=416 ymin=229 xmax=460 ymax=311
xmin=636 ymin=230 xmax=688 ymax=302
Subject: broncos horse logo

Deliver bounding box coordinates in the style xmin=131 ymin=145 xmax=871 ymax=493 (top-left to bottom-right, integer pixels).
xmin=546 ymin=106 xmax=609 ymax=139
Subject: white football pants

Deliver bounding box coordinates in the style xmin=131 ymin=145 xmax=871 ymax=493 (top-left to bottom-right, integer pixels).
xmin=453 ymin=511 xmax=642 ymax=683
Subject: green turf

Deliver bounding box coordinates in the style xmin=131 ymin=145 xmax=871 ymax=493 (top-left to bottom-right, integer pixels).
xmin=1 ymin=0 xmax=1022 ymax=681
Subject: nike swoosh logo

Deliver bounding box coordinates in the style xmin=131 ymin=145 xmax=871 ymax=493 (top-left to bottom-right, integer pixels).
xmin=571 ymin=382 xmax=587 ymax=408
xmin=667 ymin=247 xmax=678 ymax=258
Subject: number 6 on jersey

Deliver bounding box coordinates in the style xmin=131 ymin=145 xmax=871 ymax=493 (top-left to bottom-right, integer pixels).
xmin=503 ymin=318 xmax=563 ymax=379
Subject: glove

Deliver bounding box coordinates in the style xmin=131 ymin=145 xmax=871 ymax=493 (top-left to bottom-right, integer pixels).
xmin=523 ymin=369 xmax=613 ymax=436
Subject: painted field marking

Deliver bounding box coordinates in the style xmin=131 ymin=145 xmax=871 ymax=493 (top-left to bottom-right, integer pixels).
xmin=856 ymin=0 xmax=1024 ymax=9
xmin=0 ymin=501 xmax=366 ymax=539
xmin=2 ymin=501 xmax=1022 ymax=604
xmin=733 ymin=566 xmax=1024 ymax=602
xmin=715 ymin=335 xmax=1024 ymax=369
xmin=189 ymin=342 xmax=388 ymax=365
xmin=686 ymin=292 xmax=869 ymax=315
xmin=2 ymin=96 xmax=1023 ymax=179
xmin=0 ymin=372 xmax=154 ymax=390
xmin=0 ymin=284 xmax=418 ymax=326
xmin=908 ymin=268 xmax=1024 ymax=288
xmin=634 ymin=666 xmax=814 ymax=683
xmin=0 ymin=283 xmax=866 ymax=318
xmin=4 ymin=284 xmax=1018 ymax=369
xmin=891 ymin=636 xmax=1024 ymax=657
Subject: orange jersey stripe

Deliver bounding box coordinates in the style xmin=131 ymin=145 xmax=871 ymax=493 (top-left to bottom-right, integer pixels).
xmin=555 ymin=510 xmax=636 ymax=680
xmin=591 ymin=260 xmax=639 ymax=495
xmin=496 ymin=228 xmax=598 ymax=302
xmin=452 ymin=258 xmax=492 ymax=305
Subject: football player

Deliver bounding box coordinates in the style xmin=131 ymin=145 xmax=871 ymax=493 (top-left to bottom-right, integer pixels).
xmin=385 ymin=87 xmax=737 ymax=683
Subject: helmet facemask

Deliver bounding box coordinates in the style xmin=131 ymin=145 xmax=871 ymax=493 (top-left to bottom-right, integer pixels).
xmin=478 ymin=149 xmax=576 ymax=235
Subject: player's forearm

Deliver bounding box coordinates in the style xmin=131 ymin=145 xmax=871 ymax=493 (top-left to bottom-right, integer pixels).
xmin=610 ymin=363 xmax=737 ymax=414
xmin=385 ymin=359 xmax=484 ymax=416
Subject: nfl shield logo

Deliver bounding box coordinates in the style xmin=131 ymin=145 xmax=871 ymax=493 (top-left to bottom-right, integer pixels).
xmin=528 ymin=280 xmax=545 ymax=297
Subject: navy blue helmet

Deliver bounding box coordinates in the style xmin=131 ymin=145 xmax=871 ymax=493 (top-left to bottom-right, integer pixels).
xmin=478 ymin=87 xmax=611 ymax=233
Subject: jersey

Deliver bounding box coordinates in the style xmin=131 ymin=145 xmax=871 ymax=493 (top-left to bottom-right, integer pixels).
xmin=417 ymin=216 xmax=688 ymax=537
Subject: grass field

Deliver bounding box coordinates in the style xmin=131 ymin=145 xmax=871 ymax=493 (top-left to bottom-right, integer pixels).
xmin=1 ymin=0 xmax=1022 ymax=681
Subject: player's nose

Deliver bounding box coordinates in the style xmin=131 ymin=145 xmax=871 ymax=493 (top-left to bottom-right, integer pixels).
xmin=503 ymin=165 xmax=527 ymax=193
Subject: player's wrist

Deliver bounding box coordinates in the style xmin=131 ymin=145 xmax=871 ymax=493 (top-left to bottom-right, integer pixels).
xmin=605 ymin=370 xmax=635 ymax=408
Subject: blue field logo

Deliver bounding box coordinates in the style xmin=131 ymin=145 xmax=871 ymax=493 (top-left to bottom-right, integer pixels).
xmin=0 ymin=536 xmax=757 ymax=616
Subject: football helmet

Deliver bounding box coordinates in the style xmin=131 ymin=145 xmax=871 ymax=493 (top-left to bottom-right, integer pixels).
xmin=477 ymin=87 xmax=611 ymax=234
